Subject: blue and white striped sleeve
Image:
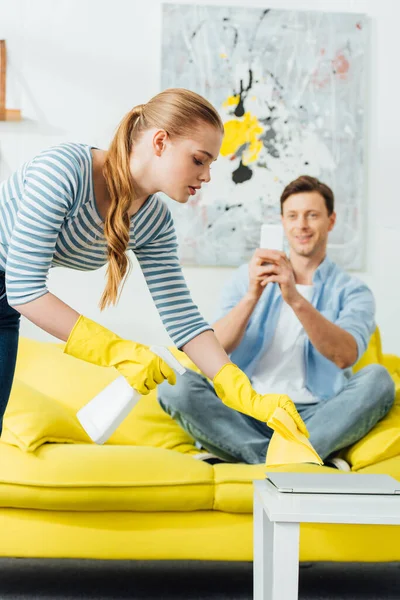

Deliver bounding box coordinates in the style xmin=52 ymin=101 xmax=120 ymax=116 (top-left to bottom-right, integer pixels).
xmin=134 ymin=205 xmax=212 ymax=348
xmin=5 ymin=148 xmax=77 ymax=305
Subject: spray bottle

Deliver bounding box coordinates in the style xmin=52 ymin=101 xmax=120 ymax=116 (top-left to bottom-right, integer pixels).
xmin=77 ymin=345 xmax=186 ymax=444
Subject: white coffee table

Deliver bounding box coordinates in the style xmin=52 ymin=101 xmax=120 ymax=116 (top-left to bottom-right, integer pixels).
xmin=253 ymin=478 xmax=400 ymax=600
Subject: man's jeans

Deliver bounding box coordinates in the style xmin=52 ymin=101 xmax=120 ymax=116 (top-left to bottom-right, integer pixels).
xmin=158 ymin=365 xmax=395 ymax=464
xmin=0 ymin=272 xmax=20 ymax=436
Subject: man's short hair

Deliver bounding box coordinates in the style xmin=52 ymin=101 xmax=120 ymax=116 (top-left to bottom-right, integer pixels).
xmin=280 ymin=175 xmax=335 ymax=216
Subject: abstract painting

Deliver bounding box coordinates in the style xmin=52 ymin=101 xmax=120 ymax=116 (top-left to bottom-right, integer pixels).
xmin=161 ymin=4 xmax=368 ymax=269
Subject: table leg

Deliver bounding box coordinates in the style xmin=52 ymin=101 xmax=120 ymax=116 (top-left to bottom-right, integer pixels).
xmin=253 ymin=491 xmax=300 ymax=600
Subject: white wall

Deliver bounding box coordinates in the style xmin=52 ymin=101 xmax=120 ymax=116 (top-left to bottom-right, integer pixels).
xmin=0 ymin=0 xmax=399 ymax=351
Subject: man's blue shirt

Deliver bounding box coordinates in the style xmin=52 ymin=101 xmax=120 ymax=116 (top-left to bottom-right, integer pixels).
xmin=213 ymin=256 xmax=376 ymax=401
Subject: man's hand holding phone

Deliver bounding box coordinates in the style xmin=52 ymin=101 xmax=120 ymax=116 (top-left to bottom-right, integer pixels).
xmin=248 ymin=224 xmax=284 ymax=299
xmin=259 ymin=252 xmax=300 ymax=306
xmin=248 ymin=249 xmax=284 ymax=299
xmin=248 ymin=223 xmax=301 ymax=306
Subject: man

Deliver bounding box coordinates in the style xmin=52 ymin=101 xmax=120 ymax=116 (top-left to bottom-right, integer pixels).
xmin=158 ymin=176 xmax=395 ymax=469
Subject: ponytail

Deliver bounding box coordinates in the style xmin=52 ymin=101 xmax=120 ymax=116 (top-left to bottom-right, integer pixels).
xmin=99 ymin=105 xmax=145 ymax=310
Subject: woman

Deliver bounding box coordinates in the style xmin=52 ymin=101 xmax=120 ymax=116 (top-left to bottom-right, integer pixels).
xmin=0 ymin=88 xmax=307 ymax=438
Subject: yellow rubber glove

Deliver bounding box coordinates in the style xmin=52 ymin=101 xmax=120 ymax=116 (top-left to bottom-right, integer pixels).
xmin=213 ymin=363 xmax=309 ymax=437
xmin=64 ymin=315 xmax=176 ymax=395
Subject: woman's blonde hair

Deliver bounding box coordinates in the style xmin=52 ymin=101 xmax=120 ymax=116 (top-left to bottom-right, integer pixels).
xmin=99 ymin=88 xmax=224 ymax=310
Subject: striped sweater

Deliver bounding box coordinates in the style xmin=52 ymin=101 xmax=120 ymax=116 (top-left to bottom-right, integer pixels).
xmin=0 ymin=143 xmax=211 ymax=347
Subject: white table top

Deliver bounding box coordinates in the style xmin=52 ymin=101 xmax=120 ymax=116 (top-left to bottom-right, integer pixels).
xmin=254 ymin=479 xmax=400 ymax=525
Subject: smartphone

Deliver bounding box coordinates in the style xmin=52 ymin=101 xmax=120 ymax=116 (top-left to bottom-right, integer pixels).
xmin=259 ymin=223 xmax=284 ymax=251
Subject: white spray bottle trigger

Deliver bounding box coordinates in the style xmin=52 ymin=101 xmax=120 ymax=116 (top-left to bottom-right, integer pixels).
xmin=149 ymin=345 xmax=186 ymax=376
xmin=76 ymin=346 xmax=186 ymax=445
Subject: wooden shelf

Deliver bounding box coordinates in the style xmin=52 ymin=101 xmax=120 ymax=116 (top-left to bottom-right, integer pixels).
xmin=0 ymin=40 xmax=22 ymax=122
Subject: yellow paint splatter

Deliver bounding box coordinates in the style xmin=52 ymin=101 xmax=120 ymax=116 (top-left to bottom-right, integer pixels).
xmin=220 ymin=52 xmax=227 ymax=59
xmin=222 ymin=95 xmax=240 ymax=108
xmin=243 ymin=139 xmax=263 ymax=165
xmin=221 ymin=112 xmax=264 ymax=165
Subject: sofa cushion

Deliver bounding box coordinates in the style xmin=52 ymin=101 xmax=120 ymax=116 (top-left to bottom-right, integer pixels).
xmin=0 ymin=443 xmax=214 ymax=511
xmin=343 ymin=363 xmax=400 ymax=470
xmin=13 ymin=337 xmax=198 ymax=452
xmin=123 ymin=382 xmax=197 ymax=453
xmin=14 ymin=338 xmax=132 ymax=445
xmin=358 ymin=454 xmax=400 ymax=478
xmin=2 ymin=380 xmax=91 ymax=451
xmin=1 ymin=438 xmax=399 ymax=516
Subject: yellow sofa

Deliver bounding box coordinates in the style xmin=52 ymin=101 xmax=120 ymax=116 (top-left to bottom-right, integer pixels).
xmin=0 ymin=331 xmax=399 ymax=562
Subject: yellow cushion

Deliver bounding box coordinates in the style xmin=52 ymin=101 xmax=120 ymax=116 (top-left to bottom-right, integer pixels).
xmin=343 ymin=369 xmax=400 ymax=470
xmin=124 ymin=390 xmax=197 ymax=453
xmin=14 ymin=338 xmax=128 ymax=440
xmin=353 ymin=327 xmax=383 ymax=372
xmin=11 ymin=337 xmax=198 ymax=452
xmin=0 ymin=442 xmax=213 ymax=511
xmin=124 ymin=346 xmax=200 ymax=453
xmin=341 ymin=330 xmax=400 ymax=469
xmin=2 ymin=380 xmax=91 ymax=452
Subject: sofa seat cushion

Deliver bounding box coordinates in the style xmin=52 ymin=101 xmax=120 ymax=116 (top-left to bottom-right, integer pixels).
xmin=357 ymin=454 xmax=400 ymax=479
xmin=212 ymin=457 xmax=400 ymax=514
xmin=0 ymin=443 xmax=214 ymax=512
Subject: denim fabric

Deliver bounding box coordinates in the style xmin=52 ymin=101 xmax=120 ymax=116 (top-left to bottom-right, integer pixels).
xmin=158 ymin=364 xmax=395 ymax=464
xmin=0 ymin=272 xmax=20 ymax=434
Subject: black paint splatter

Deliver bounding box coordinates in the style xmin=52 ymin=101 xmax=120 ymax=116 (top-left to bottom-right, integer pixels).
xmin=222 ymin=17 xmax=239 ymax=48
xmin=224 ymin=203 xmax=243 ymax=211
xmin=234 ymin=94 xmax=245 ymax=117
xmin=233 ymin=69 xmax=254 ymax=117
xmin=232 ymin=161 xmax=253 ymax=184
xmin=190 ymin=20 xmax=207 ymax=40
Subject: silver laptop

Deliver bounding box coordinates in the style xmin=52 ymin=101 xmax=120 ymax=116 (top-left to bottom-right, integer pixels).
xmin=266 ymin=472 xmax=400 ymax=495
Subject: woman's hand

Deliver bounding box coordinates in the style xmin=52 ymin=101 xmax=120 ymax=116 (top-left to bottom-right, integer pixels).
xmin=64 ymin=316 xmax=176 ymax=394
xmin=213 ymin=363 xmax=309 ymax=437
